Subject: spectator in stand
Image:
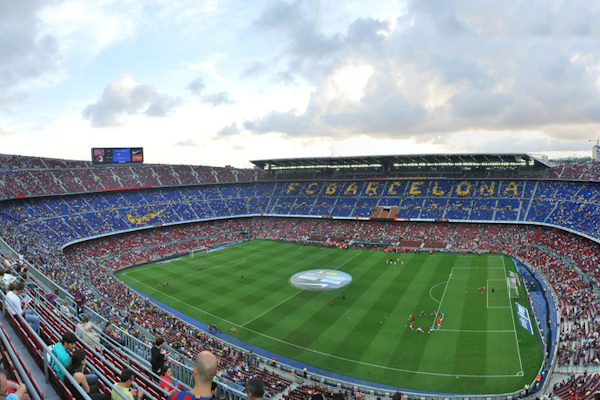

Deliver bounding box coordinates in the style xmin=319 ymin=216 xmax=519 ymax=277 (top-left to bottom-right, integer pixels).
xmin=5 ymin=280 xmax=40 ymax=334
xmin=66 ymin=349 xmax=109 ymax=400
xmin=246 ymin=376 xmax=264 ymax=400
xmin=111 ymin=368 xmax=143 ymax=400
xmin=46 ymin=288 xmax=59 ymax=306
xmin=103 ymin=323 xmax=124 ymax=351
xmin=0 ymin=368 xmax=27 ymax=400
xmin=74 ymin=289 xmax=86 ymax=316
xmin=151 ymin=338 xmax=167 ymax=376
xmin=76 ymin=315 xmax=100 ymax=351
xmin=159 ymin=366 xmax=180 ymax=395
xmin=169 ymin=351 xmax=217 ymax=400
xmin=1 ymin=270 xmax=16 ymax=292
xmin=60 ymin=299 xmax=71 ymax=315
xmin=392 ymin=392 xmax=403 ymax=400
xmin=50 ymin=331 xmax=78 ymax=379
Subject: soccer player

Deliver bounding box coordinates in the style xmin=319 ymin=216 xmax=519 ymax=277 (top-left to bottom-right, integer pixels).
xmin=428 ymin=326 xmax=434 ymax=334
xmin=401 ymin=258 xmax=404 ymax=264
xmin=437 ymin=316 xmax=443 ymax=329
xmin=431 ymin=309 xmax=436 ymax=316
xmin=409 ymin=313 xmax=414 ymax=321
xmin=385 ymin=256 xmax=389 ymax=264
xmin=420 ymin=310 xmax=425 ymax=316
xmin=409 ymin=322 xmax=414 ymax=330
xmin=416 ymin=326 xmax=424 ymax=333
xmin=157 ymin=283 xmax=160 ymax=290
xmin=492 ymin=288 xmax=495 ymax=295
xmin=198 ymin=265 xmax=202 ymax=271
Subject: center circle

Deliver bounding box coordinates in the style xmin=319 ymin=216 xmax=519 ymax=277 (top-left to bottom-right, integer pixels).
xmin=290 ymin=269 xmax=352 ymax=291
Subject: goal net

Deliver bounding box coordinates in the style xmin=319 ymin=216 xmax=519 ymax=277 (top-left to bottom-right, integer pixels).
xmin=507 ymin=271 xmax=520 ymax=299
xmin=189 ymin=247 xmax=207 ymax=257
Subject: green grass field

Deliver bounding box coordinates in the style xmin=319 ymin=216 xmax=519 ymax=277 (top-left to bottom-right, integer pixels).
xmin=115 ymin=240 xmax=543 ymax=394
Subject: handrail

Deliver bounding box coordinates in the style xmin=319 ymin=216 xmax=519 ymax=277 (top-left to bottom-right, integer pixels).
xmin=39 ymin=302 xmax=166 ymax=400
xmin=0 ymin=316 xmax=42 ymax=400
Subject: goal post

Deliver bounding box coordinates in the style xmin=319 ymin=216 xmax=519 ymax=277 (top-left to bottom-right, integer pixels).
xmin=190 ymin=247 xmax=207 ymax=257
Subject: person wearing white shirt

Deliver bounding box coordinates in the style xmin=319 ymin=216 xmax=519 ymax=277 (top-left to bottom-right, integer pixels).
xmin=2 ymin=271 xmax=16 ymax=291
xmin=5 ymin=281 xmax=40 ymax=334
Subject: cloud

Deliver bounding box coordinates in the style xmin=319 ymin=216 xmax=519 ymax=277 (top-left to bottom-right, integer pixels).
xmin=82 ymin=74 xmax=180 ymax=127
xmin=175 ymin=138 xmax=201 ymax=148
xmin=0 ymin=123 xmax=16 ymax=136
xmin=145 ymin=94 xmax=182 ymax=117
xmin=0 ymin=1 xmax=59 ymax=108
xmin=244 ymin=0 xmax=600 ymax=145
xmin=217 ymin=123 xmax=240 ymax=136
xmin=186 ymin=76 xmax=205 ymax=96
xmin=241 ymin=61 xmax=269 ymax=78
xmin=39 ymin=0 xmax=141 ymax=59
xmin=186 ymin=75 xmax=234 ymax=106
xmin=202 ymin=91 xmax=234 ymax=106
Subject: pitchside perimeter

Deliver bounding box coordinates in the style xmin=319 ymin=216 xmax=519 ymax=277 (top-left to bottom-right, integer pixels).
xmin=116 ymin=241 xmax=541 ymax=394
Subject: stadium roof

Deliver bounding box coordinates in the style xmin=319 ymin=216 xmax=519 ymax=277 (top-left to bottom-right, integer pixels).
xmin=251 ymin=153 xmax=552 ymax=171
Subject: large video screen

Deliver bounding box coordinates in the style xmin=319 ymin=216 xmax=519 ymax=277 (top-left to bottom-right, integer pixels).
xmin=92 ymin=147 xmax=143 ymax=164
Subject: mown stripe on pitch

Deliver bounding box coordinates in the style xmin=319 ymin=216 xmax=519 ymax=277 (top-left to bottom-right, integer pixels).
xmin=313 ymin=254 xmax=411 ymax=365
xmin=409 ymin=255 xmax=461 ymax=376
xmin=363 ymin=254 xmax=450 ymax=371
xmin=373 ymin=256 xmax=450 ymax=371
xmin=256 ymin=252 xmax=384 ymax=360
xmin=126 ymin=241 xmax=305 ymax=325
xmin=240 ymin=250 xmax=365 ymax=346
xmin=452 ymin=263 xmax=489 ymax=376
xmin=265 ymin=252 xmax=376 ymax=355
xmin=199 ymin=246 xmax=327 ymax=323
xmin=238 ymin=252 xmax=359 ymax=336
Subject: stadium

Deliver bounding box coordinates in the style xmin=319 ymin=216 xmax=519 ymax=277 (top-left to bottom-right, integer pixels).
xmin=1 ymin=152 xmax=600 ymax=400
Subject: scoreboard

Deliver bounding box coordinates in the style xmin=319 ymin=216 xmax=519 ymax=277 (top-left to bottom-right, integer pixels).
xmin=92 ymin=148 xmax=143 ymax=164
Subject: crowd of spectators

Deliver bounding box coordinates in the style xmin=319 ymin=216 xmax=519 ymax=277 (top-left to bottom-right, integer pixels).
xmin=553 ymin=373 xmax=600 ymax=400
xmin=0 ymin=153 xmax=265 ymax=199
xmin=2 ymin=178 xmax=600 ymax=255
xmin=548 ymin=160 xmax=600 ymax=181
xmin=0 ymin=177 xmax=600 ymax=253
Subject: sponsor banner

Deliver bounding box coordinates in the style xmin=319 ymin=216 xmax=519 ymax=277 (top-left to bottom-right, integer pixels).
xmin=290 ymin=269 xmax=352 ymax=291
xmin=515 ymin=302 xmax=534 ymax=334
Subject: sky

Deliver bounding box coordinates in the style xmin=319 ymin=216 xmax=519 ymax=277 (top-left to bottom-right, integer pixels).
xmin=1 ymin=0 xmax=600 ymax=167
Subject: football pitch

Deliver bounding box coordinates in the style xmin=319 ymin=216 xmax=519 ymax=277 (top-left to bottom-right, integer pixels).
xmin=115 ymin=240 xmax=543 ymax=394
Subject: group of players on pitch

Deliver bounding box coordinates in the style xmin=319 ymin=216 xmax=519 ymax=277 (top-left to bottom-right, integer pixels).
xmin=408 ymin=310 xmax=444 ymax=334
